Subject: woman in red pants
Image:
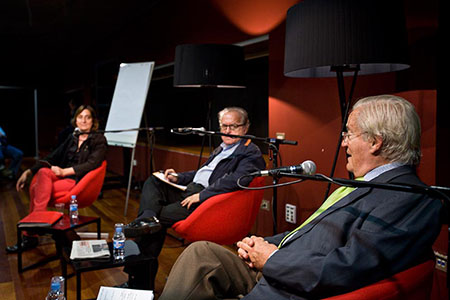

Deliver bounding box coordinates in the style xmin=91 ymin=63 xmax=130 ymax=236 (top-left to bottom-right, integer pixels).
xmin=6 ymin=105 xmax=107 ymax=253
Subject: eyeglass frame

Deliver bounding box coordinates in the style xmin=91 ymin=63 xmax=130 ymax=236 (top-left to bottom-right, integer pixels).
xmin=219 ymin=123 xmax=246 ymax=131
xmin=341 ymin=131 xmax=366 ymax=142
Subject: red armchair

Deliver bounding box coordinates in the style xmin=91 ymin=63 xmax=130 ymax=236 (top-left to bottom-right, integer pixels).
xmin=323 ymin=259 xmax=435 ymax=300
xmin=30 ymin=160 xmax=107 ymax=209
xmin=172 ymin=177 xmax=265 ymax=245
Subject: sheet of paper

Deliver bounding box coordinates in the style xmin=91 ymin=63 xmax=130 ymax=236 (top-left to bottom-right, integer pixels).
xmin=97 ymin=286 xmax=154 ymax=300
xmin=70 ymin=240 xmax=110 ymax=260
xmin=152 ymin=172 xmax=187 ymax=191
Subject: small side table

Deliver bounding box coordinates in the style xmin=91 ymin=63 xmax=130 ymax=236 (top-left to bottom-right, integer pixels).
xmin=17 ymin=215 xmax=101 ymax=273
xmin=61 ymin=240 xmax=155 ymax=300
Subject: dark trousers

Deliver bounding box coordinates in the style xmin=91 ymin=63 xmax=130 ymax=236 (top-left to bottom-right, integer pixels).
xmin=137 ymin=175 xmax=204 ymax=226
xmin=125 ymin=175 xmax=204 ymax=289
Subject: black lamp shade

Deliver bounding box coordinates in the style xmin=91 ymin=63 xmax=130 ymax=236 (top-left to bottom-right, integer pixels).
xmin=174 ymin=44 xmax=246 ymax=88
xmin=284 ymin=0 xmax=410 ymax=78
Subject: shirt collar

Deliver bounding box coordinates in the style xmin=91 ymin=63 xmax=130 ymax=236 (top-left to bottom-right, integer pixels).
xmin=364 ymin=162 xmax=405 ymax=181
xmin=220 ymin=140 xmax=241 ymax=151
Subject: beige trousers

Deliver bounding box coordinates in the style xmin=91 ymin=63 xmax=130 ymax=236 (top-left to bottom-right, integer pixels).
xmin=159 ymin=241 xmax=259 ymax=300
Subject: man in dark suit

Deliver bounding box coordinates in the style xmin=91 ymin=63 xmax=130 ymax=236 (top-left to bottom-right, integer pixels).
xmin=121 ymin=107 xmax=266 ymax=290
xmin=158 ymin=95 xmax=443 ymax=300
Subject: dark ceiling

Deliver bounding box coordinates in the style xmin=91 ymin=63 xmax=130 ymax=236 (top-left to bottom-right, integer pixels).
xmin=0 ymin=0 xmax=165 ymax=86
xmin=0 ymin=0 xmax=439 ymax=88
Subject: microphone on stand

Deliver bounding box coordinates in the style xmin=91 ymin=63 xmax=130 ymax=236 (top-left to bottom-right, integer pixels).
xmin=170 ymin=127 xmax=206 ymax=133
xmin=73 ymin=127 xmax=82 ymax=137
xmin=267 ymin=137 xmax=298 ymax=145
xmin=251 ymin=160 xmax=317 ymax=177
xmin=170 ymin=127 xmax=209 ymax=136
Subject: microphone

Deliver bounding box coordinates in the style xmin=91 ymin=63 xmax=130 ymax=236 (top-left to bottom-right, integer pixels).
xmin=73 ymin=127 xmax=81 ymax=137
xmin=253 ymin=160 xmax=317 ymax=177
xmin=170 ymin=127 xmax=206 ymax=133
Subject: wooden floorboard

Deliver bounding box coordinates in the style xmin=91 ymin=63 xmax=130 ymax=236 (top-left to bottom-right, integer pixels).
xmin=0 ymin=170 xmax=190 ymax=300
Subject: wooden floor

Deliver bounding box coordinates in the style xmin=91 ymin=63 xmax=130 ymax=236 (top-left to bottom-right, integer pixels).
xmin=0 ymin=164 xmax=194 ymax=300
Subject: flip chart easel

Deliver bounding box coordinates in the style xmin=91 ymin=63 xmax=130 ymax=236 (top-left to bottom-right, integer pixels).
xmin=104 ymin=62 xmax=154 ymax=216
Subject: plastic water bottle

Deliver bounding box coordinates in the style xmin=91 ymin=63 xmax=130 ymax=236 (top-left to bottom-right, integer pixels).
xmin=46 ymin=281 xmax=64 ymax=300
xmin=50 ymin=276 xmax=65 ymax=300
xmin=113 ymin=223 xmax=125 ymax=260
xmin=69 ymin=195 xmax=78 ymax=224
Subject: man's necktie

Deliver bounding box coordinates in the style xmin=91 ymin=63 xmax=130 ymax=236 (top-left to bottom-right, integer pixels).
xmin=278 ymin=178 xmax=364 ymax=248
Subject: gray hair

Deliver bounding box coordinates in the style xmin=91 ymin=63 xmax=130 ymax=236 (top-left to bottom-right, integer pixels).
xmin=352 ymin=95 xmax=421 ymax=165
xmin=218 ymin=107 xmax=250 ymax=127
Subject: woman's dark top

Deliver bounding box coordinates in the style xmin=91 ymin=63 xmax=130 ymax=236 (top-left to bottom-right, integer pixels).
xmin=30 ymin=132 xmax=107 ymax=181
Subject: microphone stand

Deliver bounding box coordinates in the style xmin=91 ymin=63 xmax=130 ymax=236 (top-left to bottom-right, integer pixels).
xmin=182 ymin=128 xmax=298 ymax=234
xmin=276 ymin=172 xmax=450 ymax=295
xmin=278 ymin=173 xmax=450 ymax=195
xmin=83 ymin=126 xmax=164 ymax=216
xmin=78 ymin=127 xmax=164 ymax=134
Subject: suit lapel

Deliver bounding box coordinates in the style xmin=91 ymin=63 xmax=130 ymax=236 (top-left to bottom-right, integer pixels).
xmin=284 ymin=188 xmax=371 ymax=243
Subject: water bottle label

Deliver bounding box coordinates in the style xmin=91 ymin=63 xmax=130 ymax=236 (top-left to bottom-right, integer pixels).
xmin=113 ymin=240 xmax=125 ymax=249
xmin=70 ymin=204 xmax=78 ymax=212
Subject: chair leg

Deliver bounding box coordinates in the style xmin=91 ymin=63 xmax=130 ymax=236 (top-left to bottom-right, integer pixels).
xmin=167 ymin=231 xmax=185 ymax=246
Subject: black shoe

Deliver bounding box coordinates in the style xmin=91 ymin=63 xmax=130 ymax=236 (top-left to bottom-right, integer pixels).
xmin=6 ymin=236 xmax=39 ymax=254
xmin=124 ymin=216 xmax=162 ymax=238
xmin=0 ymin=168 xmax=13 ymax=179
xmin=114 ymin=282 xmax=129 ymax=288
xmin=114 ymin=280 xmax=149 ymax=290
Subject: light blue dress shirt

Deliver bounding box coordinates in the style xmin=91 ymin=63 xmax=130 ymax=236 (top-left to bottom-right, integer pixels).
xmin=192 ymin=141 xmax=240 ymax=188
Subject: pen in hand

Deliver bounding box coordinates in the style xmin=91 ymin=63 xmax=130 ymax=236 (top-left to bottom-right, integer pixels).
xmin=160 ymin=170 xmax=178 ymax=178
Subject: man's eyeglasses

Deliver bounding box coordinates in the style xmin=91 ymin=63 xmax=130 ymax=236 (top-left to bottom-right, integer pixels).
xmin=220 ymin=123 xmax=245 ymax=131
xmin=341 ymin=131 xmax=365 ymax=142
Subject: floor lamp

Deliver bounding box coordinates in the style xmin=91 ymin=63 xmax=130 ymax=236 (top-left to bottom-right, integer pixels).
xmin=284 ymin=0 xmax=410 ymax=200
xmin=173 ymin=44 xmax=246 ymax=168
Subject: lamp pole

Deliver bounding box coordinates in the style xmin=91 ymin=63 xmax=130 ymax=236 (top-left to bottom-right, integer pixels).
xmin=322 ymin=66 xmax=359 ymax=201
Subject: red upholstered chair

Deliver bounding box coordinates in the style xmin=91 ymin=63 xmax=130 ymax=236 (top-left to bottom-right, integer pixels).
xmin=30 ymin=160 xmax=107 ymax=209
xmin=172 ymin=177 xmax=265 ymax=245
xmin=323 ymin=259 xmax=435 ymax=300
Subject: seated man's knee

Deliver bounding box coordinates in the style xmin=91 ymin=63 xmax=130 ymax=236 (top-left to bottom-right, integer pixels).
xmin=143 ymin=176 xmax=160 ymax=190
xmin=185 ymin=241 xmax=221 ymax=257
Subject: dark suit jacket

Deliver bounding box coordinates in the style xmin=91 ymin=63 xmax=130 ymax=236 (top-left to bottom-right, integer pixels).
xmin=30 ymin=133 xmax=107 ymax=181
xmin=244 ymin=166 xmax=442 ymax=300
xmin=176 ymin=139 xmax=266 ymax=202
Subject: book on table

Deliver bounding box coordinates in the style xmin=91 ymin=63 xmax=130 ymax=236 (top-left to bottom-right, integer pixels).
xmin=18 ymin=211 xmax=63 ymax=228
xmin=70 ymin=240 xmax=110 ymax=260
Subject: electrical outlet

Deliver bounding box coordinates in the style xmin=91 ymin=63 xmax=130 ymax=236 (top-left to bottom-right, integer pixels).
xmin=435 ymin=251 xmax=447 ymax=272
xmin=260 ymin=199 xmax=270 ymax=211
xmin=276 ymin=132 xmax=286 ymax=140
xmin=285 ymin=204 xmax=296 ymax=224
